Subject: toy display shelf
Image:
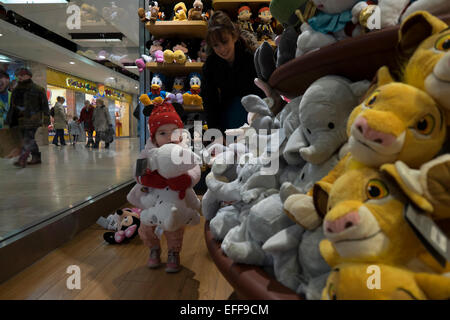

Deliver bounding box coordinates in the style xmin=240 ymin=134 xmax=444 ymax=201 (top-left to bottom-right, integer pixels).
xmin=146 ymin=61 xmax=204 ymax=76
xmin=183 ymin=105 xmax=204 ymax=112
xmin=212 ymin=0 xmax=270 ymax=12
xmin=268 ymin=14 xmax=450 ymax=99
xmin=204 ymin=221 xmax=303 ymax=300
xmin=146 ymin=20 xmax=208 ymax=39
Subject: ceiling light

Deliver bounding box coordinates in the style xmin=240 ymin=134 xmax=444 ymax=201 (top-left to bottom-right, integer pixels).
xmin=69 ymin=61 xmax=75 ymax=65
xmin=2 ymin=1 xmax=69 ymax=3
xmin=74 ymin=39 xmax=122 ymax=43
xmin=98 ymin=55 xmax=106 ymax=60
xmin=69 ymin=33 xmax=124 ymax=42
xmin=0 ymin=34 xmax=3 ymax=37
xmin=125 ymin=66 xmax=138 ymax=69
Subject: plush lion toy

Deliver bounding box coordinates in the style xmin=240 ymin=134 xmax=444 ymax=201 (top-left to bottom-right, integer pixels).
xmin=313 ymin=167 xmax=450 ymax=299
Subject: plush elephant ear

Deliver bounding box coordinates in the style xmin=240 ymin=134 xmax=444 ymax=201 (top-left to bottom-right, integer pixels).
xmin=397 ymin=11 xmax=448 ymax=59
xmin=313 ymin=181 xmax=333 ymax=219
xmin=349 ymin=80 xmax=371 ymax=101
xmin=283 ymin=127 xmax=308 ymax=166
xmin=380 ymin=162 xmax=434 ymax=213
xmin=241 ymin=94 xmax=273 ymax=116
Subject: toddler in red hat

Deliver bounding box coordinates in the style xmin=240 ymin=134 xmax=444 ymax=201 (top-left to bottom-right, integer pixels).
xmin=128 ymin=102 xmax=201 ymax=273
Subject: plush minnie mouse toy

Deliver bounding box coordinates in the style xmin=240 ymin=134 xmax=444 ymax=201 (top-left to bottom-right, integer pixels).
xmin=103 ymin=208 xmax=141 ymax=244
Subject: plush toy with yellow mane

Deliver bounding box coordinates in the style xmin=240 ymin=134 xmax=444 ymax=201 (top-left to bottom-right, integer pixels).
xmin=397 ymin=11 xmax=450 ymax=124
xmin=284 ymin=68 xmax=447 ymax=230
xmin=313 ymin=167 xmax=450 ymax=300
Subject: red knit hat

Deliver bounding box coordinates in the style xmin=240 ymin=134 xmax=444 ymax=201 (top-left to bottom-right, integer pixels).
xmin=148 ymin=102 xmax=183 ymax=138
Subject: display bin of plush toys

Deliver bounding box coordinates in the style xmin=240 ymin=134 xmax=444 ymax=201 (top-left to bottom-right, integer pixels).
xmin=202 ymin=8 xmax=450 ymax=300
xmin=204 ymin=222 xmax=303 ymax=300
xmin=269 ymin=14 xmax=450 ymax=98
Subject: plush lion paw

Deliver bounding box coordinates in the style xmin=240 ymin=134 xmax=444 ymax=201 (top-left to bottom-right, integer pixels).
xmin=283 ymin=193 xmax=322 ymax=230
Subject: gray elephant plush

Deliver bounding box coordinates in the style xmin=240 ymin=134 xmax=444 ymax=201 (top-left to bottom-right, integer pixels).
xmin=209 ymin=153 xmax=279 ymax=240
xmin=283 ymin=75 xmax=370 ymax=166
xmin=262 ymin=223 xmax=330 ymax=300
xmin=221 ymin=192 xmax=295 ymax=266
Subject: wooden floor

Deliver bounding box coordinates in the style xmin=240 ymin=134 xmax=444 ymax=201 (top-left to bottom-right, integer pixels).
xmin=0 ymin=217 xmax=234 ymax=300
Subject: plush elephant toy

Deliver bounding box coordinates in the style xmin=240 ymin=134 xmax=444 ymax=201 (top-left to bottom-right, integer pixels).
xmin=283 ymin=75 xmax=370 ymax=166
xmin=201 ymin=143 xmax=245 ymax=221
xmin=209 ymin=153 xmax=279 ymax=240
xmin=262 ymin=223 xmax=331 ymax=299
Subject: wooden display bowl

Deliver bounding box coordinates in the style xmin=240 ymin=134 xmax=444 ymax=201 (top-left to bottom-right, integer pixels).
xmin=269 ymin=15 xmax=450 ymax=99
xmin=204 ymin=221 xmax=303 ymax=300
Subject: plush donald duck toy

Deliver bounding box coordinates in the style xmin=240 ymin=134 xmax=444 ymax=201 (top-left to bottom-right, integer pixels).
xmin=183 ymin=72 xmax=203 ymax=107
xmin=139 ymin=73 xmax=168 ymax=106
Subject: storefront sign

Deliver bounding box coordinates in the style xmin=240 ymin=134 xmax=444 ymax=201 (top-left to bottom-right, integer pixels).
xmin=66 ymin=78 xmax=97 ymax=93
xmin=47 ymin=69 xmax=97 ymax=95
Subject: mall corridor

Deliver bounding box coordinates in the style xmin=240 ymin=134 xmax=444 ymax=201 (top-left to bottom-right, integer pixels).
xmin=0 ymin=138 xmax=139 ymax=240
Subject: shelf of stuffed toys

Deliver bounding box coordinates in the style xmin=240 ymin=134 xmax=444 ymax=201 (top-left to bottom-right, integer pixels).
xmin=146 ymin=20 xmax=208 ymax=39
xmin=146 ymin=61 xmax=204 ymax=77
xmin=268 ymin=14 xmax=450 ymax=99
xmin=204 ymin=221 xmax=303 ymax=300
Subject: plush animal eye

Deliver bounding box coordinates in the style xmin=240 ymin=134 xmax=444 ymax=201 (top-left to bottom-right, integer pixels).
xmin=435 ymin=34 xmax=450 ymax=52
xmin=365 ymin=92 xmax=379 ymax=107
xmin=328 ymin=283 xmax=337 ymax=300
xmin=328 ymin=122 xmax=335 ymax=129
xmin=366 ymin=179 xmax=389 ymax=200
xmin=415 ymin=114 xmax=435 ymax=135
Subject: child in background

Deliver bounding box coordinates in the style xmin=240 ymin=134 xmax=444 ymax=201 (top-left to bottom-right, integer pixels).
xmin=134 ymin=102 xmax=201 ymax=273
xmin=68 ymin=116 xmax=83 ymax=145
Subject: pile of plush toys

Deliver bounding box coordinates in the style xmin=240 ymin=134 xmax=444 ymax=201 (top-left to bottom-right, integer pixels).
xmin=202 ymin=6 xmax=450 ymax=300
xmin=137 ymin=72 xmax=203 ymax=109
xmin=254 ymin=0 xmax=450 ymax=83
xmin=138 ymin=0 xmax=211 ymax=23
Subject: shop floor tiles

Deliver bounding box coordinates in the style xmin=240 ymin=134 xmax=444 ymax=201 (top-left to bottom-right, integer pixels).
xmin=0 ymin=217 xmax=234 ymax=300
xmin=0 ymin=138 xmax=140 ymax=240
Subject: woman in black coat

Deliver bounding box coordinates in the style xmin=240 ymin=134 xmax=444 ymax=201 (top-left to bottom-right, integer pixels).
xmin=202 ymin=11 xmax=264 ymax=133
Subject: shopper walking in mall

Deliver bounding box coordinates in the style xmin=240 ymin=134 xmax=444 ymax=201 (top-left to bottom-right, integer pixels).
xmin=0 ymin=70 xmax=11 ymax=129
xmin=51 ymin=96 xmax=67 ymax=146
xmin=92 ymin=98 xmax=112 ymax=149
xmin=202 ymin=10 xmax=264 ymax=133
xmin=68 ymin=116 xmax=83 ymax=146
xmin=79 ymin=100 xmax=95 ymax=147
xmin=6 ymin=67 xmax=50 ymax=167
xmin=134 ymin=102 xmax=201 ymax=273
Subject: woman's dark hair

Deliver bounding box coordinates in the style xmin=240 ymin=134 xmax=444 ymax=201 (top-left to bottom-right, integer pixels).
xmin=206 ymin=10 xmax=258 ymax=55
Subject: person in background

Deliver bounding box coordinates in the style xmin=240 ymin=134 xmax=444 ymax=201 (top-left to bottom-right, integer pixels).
xmin=202 ymin=10 xmax=264 ymax=133
xmin=52 ymin=96 xmax=67 ymax=146
xmin=79 ymin=100 xmax=95 ymax=148
xmin=68 ymin=116 xmax=83 ymax=146
xmin=92 ymin=98 xmax=112 ymax=149
xmin=6 ymin=67 xmax=50 ymax=167
xmin=0 ymin=70 xmax=11 ymax=129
